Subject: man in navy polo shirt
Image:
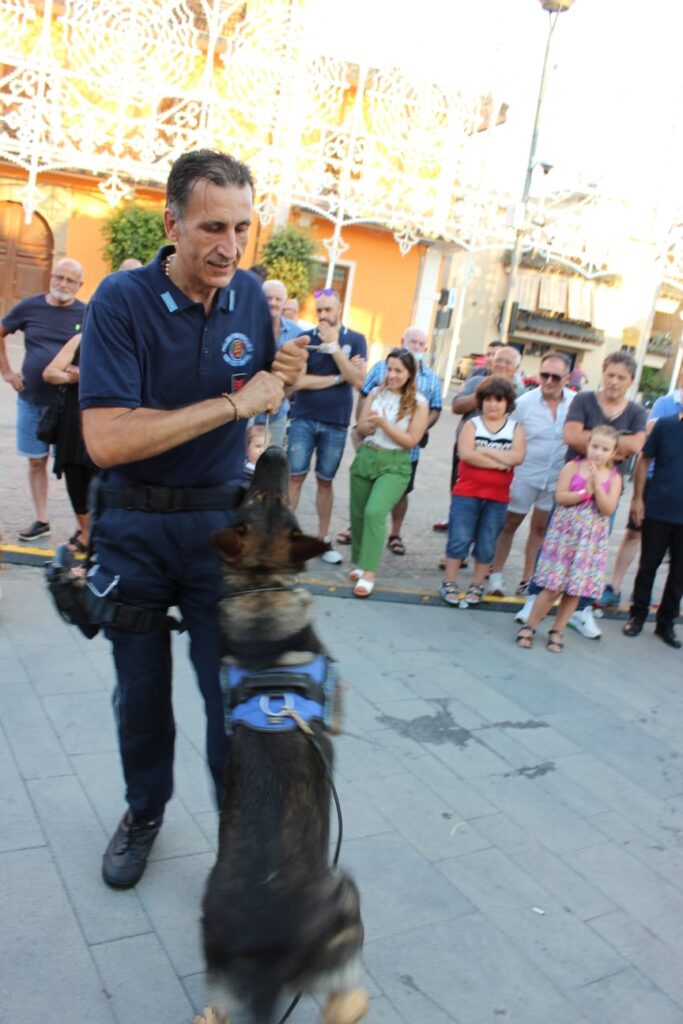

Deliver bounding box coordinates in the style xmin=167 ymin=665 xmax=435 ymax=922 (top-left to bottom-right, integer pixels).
xmin=623 ymin=411 xmax=683 ymax=648
xmin=288 ymin=289 xmax=367 ymax=564
xmin=79 ymin=150 xmax=307 ymax=889
xmin=0 ymin=258 xmax=86 ymax=541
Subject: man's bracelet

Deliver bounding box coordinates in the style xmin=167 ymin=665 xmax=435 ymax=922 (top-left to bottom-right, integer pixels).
xmin=222 ymin=392 xmax=240 ymax=421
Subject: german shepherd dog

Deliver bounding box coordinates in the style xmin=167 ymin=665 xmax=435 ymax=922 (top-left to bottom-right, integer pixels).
xmin=201 ymin=447 xmax=368 ymax=1024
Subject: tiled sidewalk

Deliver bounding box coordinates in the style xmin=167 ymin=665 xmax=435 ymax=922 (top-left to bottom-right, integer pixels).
xmin=1 ymin=561 xmax=682 ymax=1024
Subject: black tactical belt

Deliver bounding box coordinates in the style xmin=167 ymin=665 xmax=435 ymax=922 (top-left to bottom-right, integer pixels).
xmin=99 ymin=483 xmax=243 ymax=513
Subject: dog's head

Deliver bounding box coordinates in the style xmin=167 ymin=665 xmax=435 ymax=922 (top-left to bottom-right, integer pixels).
xmin=210 ymin=447 xmax=329 ymax=571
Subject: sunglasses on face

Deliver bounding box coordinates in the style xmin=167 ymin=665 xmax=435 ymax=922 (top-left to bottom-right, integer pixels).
xmin=539 ymin=371 xmax=563 ymax=383
xmin=314 ymin=288 xmax=337 ymax=298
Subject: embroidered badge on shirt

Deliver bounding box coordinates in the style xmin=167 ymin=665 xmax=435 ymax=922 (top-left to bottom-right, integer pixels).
xmin=222 ymin=332 xmax=253 ymax=367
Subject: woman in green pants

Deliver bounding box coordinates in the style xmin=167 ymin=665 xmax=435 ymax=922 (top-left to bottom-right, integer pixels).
xmin=349 ymin=348 xmax=428 ymax=597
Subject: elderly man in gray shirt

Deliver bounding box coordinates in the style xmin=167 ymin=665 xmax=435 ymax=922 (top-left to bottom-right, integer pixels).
xmin=488 ymin=352 xmax=573 ymax=596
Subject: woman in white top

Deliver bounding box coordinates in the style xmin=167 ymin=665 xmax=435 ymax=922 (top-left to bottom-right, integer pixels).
xmin=348 ymin=348 xmax=428 ymax=597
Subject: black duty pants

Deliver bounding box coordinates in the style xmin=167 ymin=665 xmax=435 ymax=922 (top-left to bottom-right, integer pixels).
xmin=630 ymin=518 xmax=683 ymax=628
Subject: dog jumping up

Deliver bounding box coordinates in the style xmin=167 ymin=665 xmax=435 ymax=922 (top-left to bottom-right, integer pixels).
xmin=199 ymin=447 xmax=368 ymax=1024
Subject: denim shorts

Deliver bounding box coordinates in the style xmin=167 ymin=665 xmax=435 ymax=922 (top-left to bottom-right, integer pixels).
xmin=446 ymin=494 xmax=507 ymax=564
xmin=287 ymin=418 xmax=348 ymax=481
xmin=16 ymin=395 xmax=50 ymax=458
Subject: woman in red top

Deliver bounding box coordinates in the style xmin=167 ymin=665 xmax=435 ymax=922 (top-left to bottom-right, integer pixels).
xmin=440 ymin=376 xmax=525 ymax=606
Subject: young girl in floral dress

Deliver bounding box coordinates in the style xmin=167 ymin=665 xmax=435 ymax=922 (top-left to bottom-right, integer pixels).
xmin=516 ymin=424 xmax=622 ymax=652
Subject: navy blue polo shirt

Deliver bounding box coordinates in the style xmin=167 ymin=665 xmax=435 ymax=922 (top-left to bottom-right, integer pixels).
xmin=643 ymin=413 xmax=683 ymax=524
xmin=79 ymin=246 xmax=275 ymax=486
xmin=2 ymin=294 xmax=86 ymax=405
xmin=289 ymin=325 xmax=367 ymax=427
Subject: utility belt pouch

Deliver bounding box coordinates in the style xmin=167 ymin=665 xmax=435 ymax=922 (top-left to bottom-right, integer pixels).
xmin=45 ymin=545 xmax=184 ymax=639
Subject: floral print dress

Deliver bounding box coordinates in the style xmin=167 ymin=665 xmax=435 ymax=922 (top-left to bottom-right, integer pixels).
xmin=533 ymin=460 xmax=617 ymax=599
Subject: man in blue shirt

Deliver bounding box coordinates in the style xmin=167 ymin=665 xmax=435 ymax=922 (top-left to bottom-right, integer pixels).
xmin=357 ymin=327 xmax=442 ymax=554
xmin=0 ymin=259 xmax=86 ymax=541
xmin=288 ymin=289 xmax=367 ymax=564
xmin=79 ymin=150 xmax=307 ymax=889
xmin=623 ymin=411 xmax=683 ymax=648
xmin=253 ymin=278 xmax=303 ymax=448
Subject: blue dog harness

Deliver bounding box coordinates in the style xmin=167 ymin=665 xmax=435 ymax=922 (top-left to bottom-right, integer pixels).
xmin=220 ymin=653 xmax=338 ymax=734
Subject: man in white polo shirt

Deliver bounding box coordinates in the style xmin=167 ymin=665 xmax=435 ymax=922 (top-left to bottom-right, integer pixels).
xmin=488 ymin=351 xmax=573 ymax=596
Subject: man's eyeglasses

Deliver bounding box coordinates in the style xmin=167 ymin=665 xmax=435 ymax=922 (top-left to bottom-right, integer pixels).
xmin=314 ymin=288 xmax=337 ymax=298
xmin=51 ymin=273 xmax=81 ymax=286
xmin=539 ymin=371 xmax=564 ymax=383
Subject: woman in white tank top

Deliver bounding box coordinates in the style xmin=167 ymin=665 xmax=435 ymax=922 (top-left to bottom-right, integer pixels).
xmin=348 ymin=348 xmax=428 ymax=597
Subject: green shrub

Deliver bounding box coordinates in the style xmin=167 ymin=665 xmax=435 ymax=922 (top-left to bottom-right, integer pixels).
xmin=102 ymin=206 xmax=166 ymax=269
xmin=261 ymin=226 xmax=316 ymax=301
xmin=640 ymin=365 xmax=669 ymax=404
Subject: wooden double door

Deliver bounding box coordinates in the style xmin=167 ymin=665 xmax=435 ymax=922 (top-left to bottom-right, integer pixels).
xmin=0 ymin=201 xmax=53 ymax=318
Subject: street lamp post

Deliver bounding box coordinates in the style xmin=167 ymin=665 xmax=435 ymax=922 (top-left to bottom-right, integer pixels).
xmin=499 ymin=0 xmax=575 ymax=344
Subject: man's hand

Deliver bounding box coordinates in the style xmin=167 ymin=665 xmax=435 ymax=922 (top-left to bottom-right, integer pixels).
xmin=272 ymin=336 xmax=308 ymax=386
xmin=3 ymin=370 xmax=23 ymax=392
xmin=317 ymin=321 xmax=340 ymax=347
xmin=630 ymin=496 xmax=645 ymax=528
xmin=350 ymin=354 xmax=367 ymax=374
xmin=232 ymin=371 xmax=285 ymax=419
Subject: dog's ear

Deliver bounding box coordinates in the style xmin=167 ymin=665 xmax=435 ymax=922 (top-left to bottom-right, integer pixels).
xmin=290 ymin=531 xmax=330 ymax=563
xmin=209 ymin=526 xmax=246 ymax=562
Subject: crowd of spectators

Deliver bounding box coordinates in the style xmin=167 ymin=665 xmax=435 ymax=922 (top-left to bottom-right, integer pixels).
xmin=2 ymin=263 xmax=681 ymax=650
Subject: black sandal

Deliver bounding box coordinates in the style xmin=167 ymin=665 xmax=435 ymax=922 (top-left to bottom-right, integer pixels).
xmin=516 ymin=625 xmax=535 ymax=649
xmin=387 ymin=534 xmax=406 ymax=555
xmin=546 ymin=628 xmax=565 ymax=654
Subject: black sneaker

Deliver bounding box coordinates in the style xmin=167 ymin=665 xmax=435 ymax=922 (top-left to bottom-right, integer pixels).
xmin=18 ymin=520 xmax=50 ymax=542
xmin=102 ymin=809 xmax=163 ymax=888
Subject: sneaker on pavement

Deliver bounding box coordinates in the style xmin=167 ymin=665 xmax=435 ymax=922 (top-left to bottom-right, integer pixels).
xmin=18 ymin=520 xmax=50 ymax=542
xmin=568 ymin=606 xmax=602 ymax=639
xmin=487 ymin=572 xmax=505 ymax=596
xmin=320 ymin=537 xmax=342 ymax=565
xmin=514 ymin=595 xmax=536 ymax=624
xmin=432 ymin=518 xmax=449 ymax=532
xmin=516 ymin=579 xmax=529 ymax=596
xmin=102 ymin=809 xmax=163 ymax=888
xmin=597 ymin=584 xmax=621 ymax=608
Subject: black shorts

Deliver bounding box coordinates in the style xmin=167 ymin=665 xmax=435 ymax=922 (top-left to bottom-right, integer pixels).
xmin=405 ymin=460 xmax=418 ymax=495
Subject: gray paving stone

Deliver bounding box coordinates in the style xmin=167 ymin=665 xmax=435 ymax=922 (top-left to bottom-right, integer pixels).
xmin=27 ymin=774 xmax=150 ymax=943
xmin=0 ymin=719 xmax=45 ymax=852
xmin=590 ymin=810 xmax=683 ymax=894
xmin=0 ymin=676 xmax=73 ymax=778
xmin=571 ymin=966 xmax=683 ymax=1024
xmin=398 ymin=748 xmax=499 ymax=821
xmin=334 ymin=729 xmax=407 ymax=783
xmin=334 ymin=777 xmax=394 ymax=841
xmin=15 ymin=639 xmax=112 ymax=695
xmin=589 ymin=910 xmax=683 ymax=1009
xmin=358 ymin=771 xmax=491 ymax=861
xmin=341 ymin=831 xmax=475 ymax=942
xmin=570 ymin=842 xmax=683 ymax=956
xmin=0 ymin=846 xmax=117 ymax=1023
xmin=473 ymin=772 xmax=610 ymax=855
xmin=472 ymin=813 xmax=616 ymax=921
xmin=437 ymin=847 xmax=626 ymax=990
xmin=42 ymin=689 xmax=118 ymax=754
xmin=545 ymin=707 xmax=683 ymax=799
xmin=172 ymin=732 xmax=218 ymax=816
xmin=91 ymin=933 xmax=194 ymax=1024
xmin=557 ymin=754 xmax=683 ymax=848
xmin=364 ymin=916 xmax=582 ymax=1024
xmin=136 ymin=851 xmax=215 ymax=976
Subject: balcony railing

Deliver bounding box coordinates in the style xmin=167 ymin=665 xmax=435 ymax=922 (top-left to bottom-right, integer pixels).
xmin=647 ymin=334 xmax=674 ymax=356
xmin=511 ymin=308 xmax=605 ymax=345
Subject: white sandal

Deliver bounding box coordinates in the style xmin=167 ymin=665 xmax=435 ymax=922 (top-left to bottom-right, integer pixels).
xmin=354 ymin=578 xmax=375 ymax=598
xmin=348 ymin=568 xmax=364 ymax=581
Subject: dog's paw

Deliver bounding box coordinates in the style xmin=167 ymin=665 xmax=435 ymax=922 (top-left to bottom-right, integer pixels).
xmin=193 ymin=1009 xmax=229 ymax=1024
xmin=322 ymin=988 xmax=370 ymax=1024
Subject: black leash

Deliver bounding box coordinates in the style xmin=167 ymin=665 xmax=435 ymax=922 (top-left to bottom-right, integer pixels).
xmin=275 ymin=716 xmax=344 ymax=1024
